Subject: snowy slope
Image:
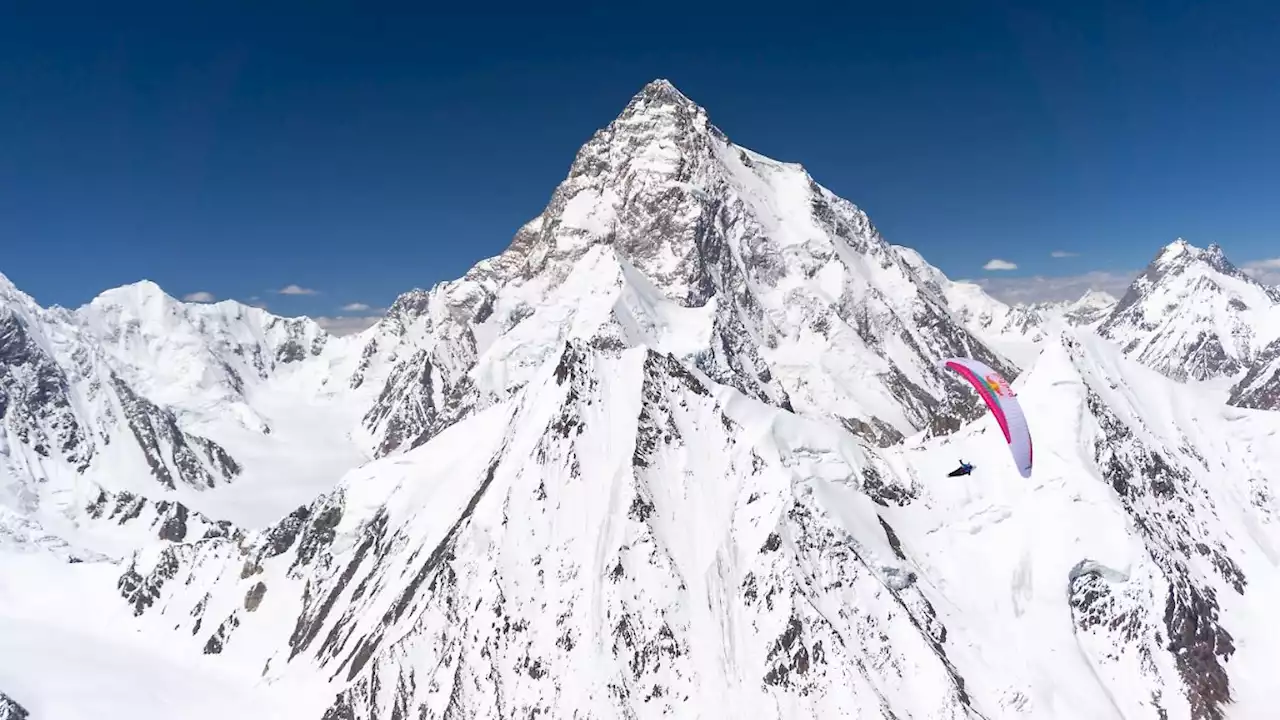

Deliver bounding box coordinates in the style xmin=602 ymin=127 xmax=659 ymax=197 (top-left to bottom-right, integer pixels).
xmin=886 ymin=329 xmax=1280 ymax=719
xmin=1099 ymin=239 xmax=1280 ymax=381
xmin=0 ymin=549 xmax=326 ymax=720
xmin=111 ymin=287 xmax=1280 ymax=720
xmin=113 ymin=334 xmax=979 ymax=720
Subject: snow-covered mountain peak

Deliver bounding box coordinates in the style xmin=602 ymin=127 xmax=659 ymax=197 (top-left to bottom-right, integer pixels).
xmin=508 ymin=78 xmax=727 ymax=297
xmin=1155 ymin=236 xmax=1193 ymax=262
xmin=349 ymin=80 xmax=1026 ymax=458
xmin=490 ymin=78 xmax=870 ymax=305
xmin=1033 ymin=289 xmax=1119 ymax=329
xmin=1150 ymin=236 xmax=1228 ymax=270
xmin=628 ymin=77 xmax=697 ymax=113
xmin=1205 ymin=242 xmax=1229 ymax=266
xmin=0 ymin=274 xmax=40 ymax=312
xmin=362 ymin=287 xmax=431 ymax=342
xmin=71 ymin=281 xmax=335 ymax=435
xmin=1099 ymin=238 xmax=1280 ymax=380
xmin=87 ymin=280 xmax=288 ymax=332
xmin=612 ymin=77 xmax=708 ymax=136
xmin=88 ymin=279 xmax=172 ymax=309
xmin=1156 ymin=236 xmax=1231 ymax=268
xmin=1 ymin=266 xmax=383 ymax=558
xmin=1 ymin=283 xmax=247 ymax=540
xmin=1141 ymin=238 xmax=1271 ymax=295
xmin=1072 ymin=289 xmax=1118 ymax=311
xmin=888 ymin=245 xmax=1050 ymax=367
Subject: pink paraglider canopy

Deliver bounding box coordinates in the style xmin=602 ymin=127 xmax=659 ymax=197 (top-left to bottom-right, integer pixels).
xmin=940 ymin=357 xmax=1033 ymax=478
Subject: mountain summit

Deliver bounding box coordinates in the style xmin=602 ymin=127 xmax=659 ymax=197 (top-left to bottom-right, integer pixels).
xmin=1099 ymin=238 xmax=1280 ymax=381
xmin=354 ymin=77 xmax=1015 ymax=459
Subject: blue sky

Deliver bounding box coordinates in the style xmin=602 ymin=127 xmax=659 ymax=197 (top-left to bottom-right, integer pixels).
xmin=3 ymin=2 xmax=1278 ymax=330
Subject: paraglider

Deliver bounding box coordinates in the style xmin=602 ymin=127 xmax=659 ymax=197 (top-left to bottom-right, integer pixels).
xmin=938 ymin=357 xmax=1033 ymax=478
xmin=947 ymin=460 xmax=975 ymax=477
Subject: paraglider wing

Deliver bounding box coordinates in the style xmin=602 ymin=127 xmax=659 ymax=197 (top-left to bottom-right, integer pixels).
xmin=939 ymin=357 xmax=1033 ymax=478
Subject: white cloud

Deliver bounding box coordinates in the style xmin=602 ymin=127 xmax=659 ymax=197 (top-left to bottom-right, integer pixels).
xmin=183 ymin=291 xmax=216 ymax=302
xmin=313 ymin=315 xmax=380 ymax=336
xmin=275 ymin=284 xmax=319 ymax=296
xmin=983 ymin=258 xmax=1018 ymax=271
xmin=974 ymin=269 xmax=1139 ymax=304
xmin=1243 ymin=258 xmax=1280 ymax=287
xmin=1050 ymin=250 xmax=1079 ymax=258
xmin=341 ymin=302 xmax=372 ymax=312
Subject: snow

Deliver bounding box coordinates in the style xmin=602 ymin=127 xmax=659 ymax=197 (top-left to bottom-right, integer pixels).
xmin=715 ymin=143 xmax=828 ymax=250
xmin=559 ymin=187 xmax=621 ymax=238
xmin=178 ymin=378 xmax=371 ymax=527
xmin=1100 ymin=238 xmax=1280 ymax=381
xmin=883 ymin=341 xmax=1143 ymax=718
xmin=1068 ymin=290 xmax=1120 ymax=315
xmin=78 ymin=282 xmax=329 ymax=432
xmin=841 ymin=329 xmax=1280 ymax=719
xmin=0 ymin=551 xmax=326 ymax=720
xmin=2 ymin=277 xmax=376 ymax=538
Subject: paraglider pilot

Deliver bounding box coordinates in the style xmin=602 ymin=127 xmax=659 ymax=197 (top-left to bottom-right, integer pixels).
xmin=938 ymin=357 xmax=1034 ymax=479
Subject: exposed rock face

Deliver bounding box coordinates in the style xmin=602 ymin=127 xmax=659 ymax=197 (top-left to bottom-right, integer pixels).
xmin=1 ymin=280 xmax=243 ymax=523
xmin=0 ymin=692 xmax=30 ymax=720
xmin=83 ymin=488 xmax=239 ymax=544
xmin=0 ymin=304 xmax=94 ymax=475
xmin=1228 ymin=336 xmax=1280 ymax=409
